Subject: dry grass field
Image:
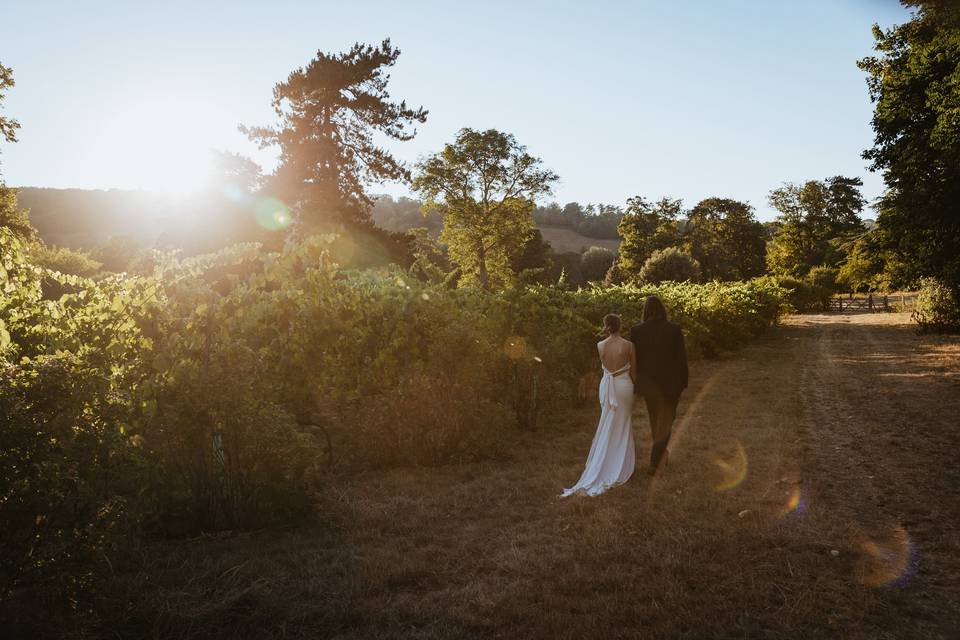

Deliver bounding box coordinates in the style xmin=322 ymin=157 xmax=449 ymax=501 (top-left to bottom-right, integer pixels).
xmin=95 ymin=312 xmax=960 ymax=639
xmin=537 ymin=226 xmax=621 ymax=254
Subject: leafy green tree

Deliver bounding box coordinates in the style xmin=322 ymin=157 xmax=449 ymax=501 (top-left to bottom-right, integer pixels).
xmin=836 ymin=230 xmax=892 ymax=292
xmin=685 ymin=198 xmax=766 ymax=281
xmin=242 ymin=40 xmax=427 ymax=231
xmin=859 ymin=1 xmax=960 ymax=287
xmin=0 ymin=62 xmax=33 ymax=241
xmin=766 ymin=177 xmax=866 ymax=277
xmin=580 ymin=246 xmax=616 ymax=282
xmin=638 ymin=247 xmax=701 ymax=284
xmin=0 ymin=185 xmax=34 ymax=241
xmin=407 ymin=227 xmax=449 ymax=283
xmin=514 ymin=228 xmax=556 ymax=284
xmin=614 ymin=196 xmax=683 ymax=280
xmin=412 ymin=128 xmax=558 ymax=289
xmin=0 ymin=62 xmax=19 ymax=149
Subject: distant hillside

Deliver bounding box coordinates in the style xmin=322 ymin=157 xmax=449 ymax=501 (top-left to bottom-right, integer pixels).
xmin=16 ymin=187 xmax=177 ymax=248
xmin=14 ymin=187 xmax=621 ymax=255
xmin=538 ymin=226 xmax=620 ymax=254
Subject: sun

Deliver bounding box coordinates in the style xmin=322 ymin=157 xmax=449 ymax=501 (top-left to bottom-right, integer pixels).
xmin=94 ymin=87 xmax=228 ymax=194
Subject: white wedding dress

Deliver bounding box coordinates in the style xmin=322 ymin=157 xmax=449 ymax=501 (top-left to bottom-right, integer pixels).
xmin=561 ymin=363 xmax=636 ymax=497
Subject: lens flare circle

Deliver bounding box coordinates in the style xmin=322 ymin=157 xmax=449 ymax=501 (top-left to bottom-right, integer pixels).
xmin=712 ymin=441 xmax=748 ymax=491
xmin=779 ymin=485 xmax=807 ymax=517
xmin=857 ymin=525 xmax=916 ymax=588
xmin=254 ymin=197 xmax=292 ymax=231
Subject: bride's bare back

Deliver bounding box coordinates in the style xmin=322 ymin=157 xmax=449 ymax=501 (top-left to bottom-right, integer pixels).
xmin=598 ymin=335 xmax=635 ymax=375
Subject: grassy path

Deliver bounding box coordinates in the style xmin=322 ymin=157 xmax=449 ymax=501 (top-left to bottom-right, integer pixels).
xmin=108 ymin=312 xmax=960 ymax=639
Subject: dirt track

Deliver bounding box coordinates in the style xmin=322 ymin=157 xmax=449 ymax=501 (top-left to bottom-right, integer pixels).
xmin=641 ymin=311 xmax=960 ymax=637
xmin=108 ymin=312 xmax=960 ymax=639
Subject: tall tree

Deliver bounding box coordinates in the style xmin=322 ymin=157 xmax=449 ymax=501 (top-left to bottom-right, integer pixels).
xmin=766 ymin=177 xmax=865 ymax=277
xmin=412 ymin=128 xmax=558 ymax=289
xmin=685 ymin=198 xmax=766 ymax=281
xmin=242 ymin=40 xmax=427 ymax=231
xmin=613 ymin=196 xmax=683 ymax=282
xmin=0 ymin=62 xmax=33 ymax=241
xmin=859 ymin=1 xmax=960 ymax=286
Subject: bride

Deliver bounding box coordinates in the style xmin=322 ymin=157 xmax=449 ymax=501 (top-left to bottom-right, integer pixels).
xmin=561 ymin=314 xmax=637 ymax=497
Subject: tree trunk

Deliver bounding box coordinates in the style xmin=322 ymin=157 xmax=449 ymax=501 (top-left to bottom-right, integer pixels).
xmin=477 ymin=243 xmax=489 ymax=289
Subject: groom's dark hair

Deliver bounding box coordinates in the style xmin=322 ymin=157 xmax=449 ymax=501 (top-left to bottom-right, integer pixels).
xmin=642 ymin=296 xmax=668 ymax=322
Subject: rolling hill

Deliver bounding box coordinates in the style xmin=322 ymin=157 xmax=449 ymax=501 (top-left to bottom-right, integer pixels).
xmin=13 ymin=187 xmax=621 ymax=255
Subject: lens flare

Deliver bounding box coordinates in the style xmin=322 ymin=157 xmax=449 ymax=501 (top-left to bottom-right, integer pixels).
xmin=504 ymin=336 xmax=527 ymax=360
xmin=779 ymin=485 xmax=807 ymax=516
xmin=712 ymin=441 xmax=748 ymax=491
xmin=857 ymin=525 xmax=916 ymax=587
xmin=254 ymin=197 xmax=292 ymax=230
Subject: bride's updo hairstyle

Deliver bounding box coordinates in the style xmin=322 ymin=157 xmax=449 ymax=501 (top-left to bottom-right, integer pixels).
xmin=603 ymin=314 xmax=622 ymax=335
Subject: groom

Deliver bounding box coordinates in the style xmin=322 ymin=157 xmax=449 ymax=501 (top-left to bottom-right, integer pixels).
xmin=630 ymin=295 xmax=688 ymax=475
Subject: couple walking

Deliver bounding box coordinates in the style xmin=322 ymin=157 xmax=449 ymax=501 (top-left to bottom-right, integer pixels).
xmin=561 ymin=295 xmax=688 ymax=498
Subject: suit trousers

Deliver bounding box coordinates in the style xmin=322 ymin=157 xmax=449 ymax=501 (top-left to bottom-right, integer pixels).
xmin=643 ymin=392 xmax=679 ymax=469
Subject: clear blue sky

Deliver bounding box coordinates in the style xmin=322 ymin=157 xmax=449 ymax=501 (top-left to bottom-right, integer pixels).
xmin=1 ymin=0 xmax=909 ymax=220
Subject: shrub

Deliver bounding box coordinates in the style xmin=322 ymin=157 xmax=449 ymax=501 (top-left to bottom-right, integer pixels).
xmin=0 ymin=229 xmax=144 ymax=622
xmin=0 ymin=354 xmax=139 ymax=619
xmin=30 ymin=243 xmax=102 ymax=277
xmin=913 ymin=278 xmax=960 ymax=333
xmin=769 ymin=276 xmax=831 ymax=313
xmin=580 ymin=246 xmax=616 ymax=282
xmin=806 ymin=265 xmax=839 ymax=292
xmin=638 ymin=247 xmax=701 ymax=284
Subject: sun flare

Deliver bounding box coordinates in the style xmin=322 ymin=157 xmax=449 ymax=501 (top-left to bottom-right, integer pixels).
xmin=93 ymin=88 xmax=227 ymax=194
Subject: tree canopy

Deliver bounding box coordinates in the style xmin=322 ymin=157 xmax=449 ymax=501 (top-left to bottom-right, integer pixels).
xmin=412 ymin=128 xmax=558 ymax=289
xmin=0 ymin=62 xmax=32 ymax=241
xmin=242 ymin=40 xmax=427 ymax=231
xmin=765 ymin=177 xmax=866 ymax=277
xmin=859 ymin=1 xmax=960 ymax=287
xmin=685 ymin=198 xmax=766 ymax=281
xmin=612 ymin=196 xmax=683 ymax=283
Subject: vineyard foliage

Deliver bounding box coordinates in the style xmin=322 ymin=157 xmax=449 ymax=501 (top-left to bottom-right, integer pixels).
xmin=0 ymin=227 xmax=789 ymax=609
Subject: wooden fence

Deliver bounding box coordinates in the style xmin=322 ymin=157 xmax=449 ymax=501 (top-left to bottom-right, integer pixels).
xmin=828 ymin=292 xmax=916 ymax=313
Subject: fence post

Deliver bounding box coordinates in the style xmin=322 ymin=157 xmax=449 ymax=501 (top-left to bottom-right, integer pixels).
xmin=868 ymin=293 xmax=873 ymax=311
xmin=838 ymin=297 xmax=843 ymax=312
xmin=883 ymin=295 xmax=888 ymax=311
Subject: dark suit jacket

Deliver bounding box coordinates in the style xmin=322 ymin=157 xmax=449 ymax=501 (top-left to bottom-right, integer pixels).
xmin=629 ymin=318 xmax=688 ymax=399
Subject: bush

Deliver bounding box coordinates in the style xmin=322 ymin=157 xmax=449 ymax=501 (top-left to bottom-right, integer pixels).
xmin=30 ymin=243 xmax=102 ymax=277
xmin=638 ymin=247 xmax=701 ymax=284
xmin=1 ymin=229 xmax=145 ymax=624
xmin=806 ymin=266 xmax=839 ymax=293
xmin=913 ymin=278 xmax=960 ymax=333
xmin=769 ymin=276 xmax=831 ymax=313
xmin=580 ymin=246 xmax=616 ymax=282
xmin=0 ymin=354 xmax=139 ymax=620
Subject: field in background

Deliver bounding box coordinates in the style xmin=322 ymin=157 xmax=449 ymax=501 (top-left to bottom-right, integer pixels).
xmin=537 ymin=225 xmax=620 ymax=254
